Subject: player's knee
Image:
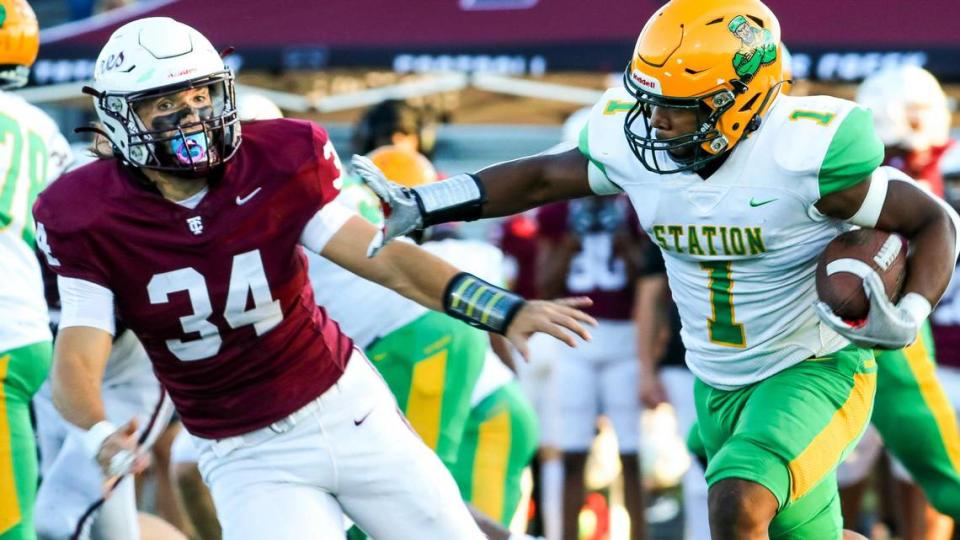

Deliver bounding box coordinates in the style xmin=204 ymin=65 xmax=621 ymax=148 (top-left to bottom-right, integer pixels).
xmin=708 ymin=478 xmax=777 ymax=540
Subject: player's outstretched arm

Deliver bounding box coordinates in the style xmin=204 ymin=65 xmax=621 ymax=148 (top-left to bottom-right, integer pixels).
xmin=319 ymin=215 xmax=597 ymax=356
xmin=815 ymin=166 xmax=960 ymax=348
xmin=354 ymin=147 xmax=594 ymax=256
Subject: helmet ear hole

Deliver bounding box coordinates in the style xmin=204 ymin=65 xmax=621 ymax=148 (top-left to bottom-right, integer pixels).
xmin=738 ymin=93 xmax=761 ymax=113
xmin=732 ymin=123 xmax=741 ymax=131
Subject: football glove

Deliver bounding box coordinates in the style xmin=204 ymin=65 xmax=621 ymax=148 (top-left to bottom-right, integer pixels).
xmin=815 ymin=271 xmax=930 ymax=350
xmin=351 ymin=155 xmax=424 ymax=257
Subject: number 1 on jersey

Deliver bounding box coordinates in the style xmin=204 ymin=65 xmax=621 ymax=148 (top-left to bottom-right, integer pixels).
xmin=700 ymin=261 xmax=746 ymax=348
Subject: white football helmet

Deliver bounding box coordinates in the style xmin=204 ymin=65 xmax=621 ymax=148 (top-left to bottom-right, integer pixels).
xmin=89 ymin=17 xmax=240 ymax=175
xmin=236 ymin=91 xmax=283 ymax=121
xmin=856 ymin=65 xmax=951 ymax=152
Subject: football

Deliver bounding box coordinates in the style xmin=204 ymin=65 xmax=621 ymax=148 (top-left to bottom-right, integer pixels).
xmin=816 ymin=229 xmax=908 ymax=321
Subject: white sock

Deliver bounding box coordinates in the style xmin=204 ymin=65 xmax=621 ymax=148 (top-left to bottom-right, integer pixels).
xmin=540 ymin=457 xmax=564 ymax=540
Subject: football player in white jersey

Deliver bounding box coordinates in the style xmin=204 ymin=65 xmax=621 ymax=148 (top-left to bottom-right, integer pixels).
xmin=356 ymin=0 xmax=960 ymax=538
xmin=0 ymin=2 xmax=73 ymax=537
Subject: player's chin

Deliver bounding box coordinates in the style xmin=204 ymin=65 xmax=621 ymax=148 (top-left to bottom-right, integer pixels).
xmin=666 ymin=148 xmax=695 ymax=162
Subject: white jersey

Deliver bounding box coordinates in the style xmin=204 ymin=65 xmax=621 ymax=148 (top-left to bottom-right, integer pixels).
xmin=0 ymin=91 xmax=72 ymax=352
xmin=471 ymin=348 xmax=515 ymax=407
xmin=309 ymin=233 xmax=505 ymax=348
xmin=309 ymin=241 xmax=427 ymax=349
xmin=581 ymin=89 xmax=884 ymax=389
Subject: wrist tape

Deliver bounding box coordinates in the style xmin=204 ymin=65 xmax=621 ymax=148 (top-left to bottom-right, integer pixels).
xmin=443 ymin=272 xmax=525 ymax=334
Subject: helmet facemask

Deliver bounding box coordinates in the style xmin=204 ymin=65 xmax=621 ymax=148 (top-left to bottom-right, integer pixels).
xmin=95 ymin=71 xmax=240 ymax=177
xmin=622 ymin=68 xmax=739 ymax=174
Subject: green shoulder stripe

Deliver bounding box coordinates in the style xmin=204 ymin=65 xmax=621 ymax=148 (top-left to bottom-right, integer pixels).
xmin=577 ymin=121 xmax=613 ymax=182
xmin=817 ymin=107 xmax=884 ymax=197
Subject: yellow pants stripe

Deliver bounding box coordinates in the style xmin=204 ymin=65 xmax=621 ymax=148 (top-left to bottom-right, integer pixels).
xmin=903 ymin=336 xmax=960 ymax=475
xmin=406 ymin=349 xmax=448 ymax=450
xmin=472 ymin=410 xmax=511 ymax=522
xmin=788 ymin=370 xmax=876 ymax=501
xmin=0 ymin=354 xmax=20 ymax=533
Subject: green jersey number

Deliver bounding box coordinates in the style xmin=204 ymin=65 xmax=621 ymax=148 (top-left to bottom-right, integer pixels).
xmin=700 ymin=261 xmax=746 ymax=348
xmin=788 ymin=109 xmax=837 ymax=126
xmin=0 ymin=112 xmax=48 ymax=247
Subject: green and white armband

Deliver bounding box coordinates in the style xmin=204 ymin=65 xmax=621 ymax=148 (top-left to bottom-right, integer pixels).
xmin=443 ymin=272 xmax=525 ymax=334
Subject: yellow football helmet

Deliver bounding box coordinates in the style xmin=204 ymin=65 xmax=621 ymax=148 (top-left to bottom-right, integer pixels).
xmin=623 ymin=0 xmax=785 ymax=173
xmin=367 ymin=145 xmax=437 ymax=188
xmin=0 ymin=0 xmax=39 ymax=89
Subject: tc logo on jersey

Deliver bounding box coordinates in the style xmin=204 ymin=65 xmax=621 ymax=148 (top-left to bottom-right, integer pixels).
xmin=186 ymin=216 xmax=204 ymax=235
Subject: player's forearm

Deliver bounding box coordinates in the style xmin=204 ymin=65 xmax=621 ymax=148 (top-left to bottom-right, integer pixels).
xmin=473 ymin=149 xmax=594 ymax=218
xmin=635 ymin=276 xmax=668 ymax=375
xmin=52 ymin=352 xmax=107 ymax=429
xmin=50 ymin=327 xmax=111 ymax=430
xmin=901 ymin=209 xmax=957 ymax=306
xmin=376 ymin=240 xmax=459 ymax=312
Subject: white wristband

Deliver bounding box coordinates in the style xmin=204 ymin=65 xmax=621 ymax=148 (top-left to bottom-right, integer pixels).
xmin=414 ymin=173 xmax=481 ymax=213
xmin=81 ymin=420 xmax=117 ymax=459
xmin=898 ymin=292 xmax=932 ymax=324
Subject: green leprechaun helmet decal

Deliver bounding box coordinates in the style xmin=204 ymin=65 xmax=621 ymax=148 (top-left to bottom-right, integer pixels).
xmin=729 ymin=14 xmax=777 ymax=81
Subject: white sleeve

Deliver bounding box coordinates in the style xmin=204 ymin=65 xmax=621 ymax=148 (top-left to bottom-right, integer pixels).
xmin=587 ymin=161 xmax=623 ymax=195
xmin=299 ymin=201 xmax=357 ymax=254
xmin=57 ymin=276 xmax=116 ymax=335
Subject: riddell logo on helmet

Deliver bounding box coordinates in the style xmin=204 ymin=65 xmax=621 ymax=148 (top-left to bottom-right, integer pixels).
xmin=630 ymin=70 xmax=662 ymax=94
xmin=168 ymin=67 xmax=198 ymax=79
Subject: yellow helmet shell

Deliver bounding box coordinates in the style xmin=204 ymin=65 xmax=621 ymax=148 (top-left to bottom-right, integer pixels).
xmin=625 ymin=0 xmax=784 ymax=165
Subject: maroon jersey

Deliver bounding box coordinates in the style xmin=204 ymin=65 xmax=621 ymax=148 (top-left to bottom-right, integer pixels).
xmin=537 ymin=196 xmax=641 ymax=320
xmin=33 ymin=119 xmax=354 ymax=438
xmin=931 ymin=264 xmax=960 ymax=369
xmin=494 ymin=212 xmax=540 ymax=299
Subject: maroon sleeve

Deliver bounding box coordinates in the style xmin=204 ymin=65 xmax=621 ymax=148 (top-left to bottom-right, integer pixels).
xmin=536 ymin=202 xmax=570 ymax=241
xmin=32 ymin=184 xmax=113 ymax=289
xmin=306 ymin=122 xmax=344 ymax=210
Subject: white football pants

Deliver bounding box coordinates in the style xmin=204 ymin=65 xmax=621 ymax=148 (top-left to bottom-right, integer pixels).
xmin=190 ymin=350 xmax=484 ymax=540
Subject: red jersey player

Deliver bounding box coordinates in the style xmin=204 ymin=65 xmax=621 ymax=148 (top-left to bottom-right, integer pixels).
xmin=33 ymin=18 xmax=594 ymax=540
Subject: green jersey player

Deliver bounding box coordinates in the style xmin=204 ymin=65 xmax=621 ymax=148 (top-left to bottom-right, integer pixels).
xmin=354 ymin=1 xmax=960 ymax=538
xmin=0 ymin=2 xmax=73 ymax=538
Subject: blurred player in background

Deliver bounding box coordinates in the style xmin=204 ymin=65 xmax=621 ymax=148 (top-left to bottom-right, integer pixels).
xmin=636 ymin=243 xmax=708 ymax=540
xmin=0 ymin=2 xmax=73 ymax=538
xmin=353 ymin=99 xmax=438 ymax=159
xmin=930 ymin=148 xmax=960 ymax=534
xmin=534 ymin=193 xmax=647 ymax=540
xmin=834 ymin=65 xmax=960 ymax=539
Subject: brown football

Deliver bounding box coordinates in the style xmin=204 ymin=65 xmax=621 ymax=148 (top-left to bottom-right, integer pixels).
xmin=815 ymin=229 xmax=908 ymax=321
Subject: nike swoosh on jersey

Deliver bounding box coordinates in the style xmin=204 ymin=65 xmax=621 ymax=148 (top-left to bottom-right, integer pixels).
xmin=354 ymin=410 xmax=374 ymax=426
xmin=236 ymin=187 xmax=262 ymax=205
xmin=749 ymin=197 xmax=777 ymax=207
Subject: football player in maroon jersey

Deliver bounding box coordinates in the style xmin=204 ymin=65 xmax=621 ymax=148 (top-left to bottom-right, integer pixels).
xmin=33 ymin=18 xmax=594 ymax=540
